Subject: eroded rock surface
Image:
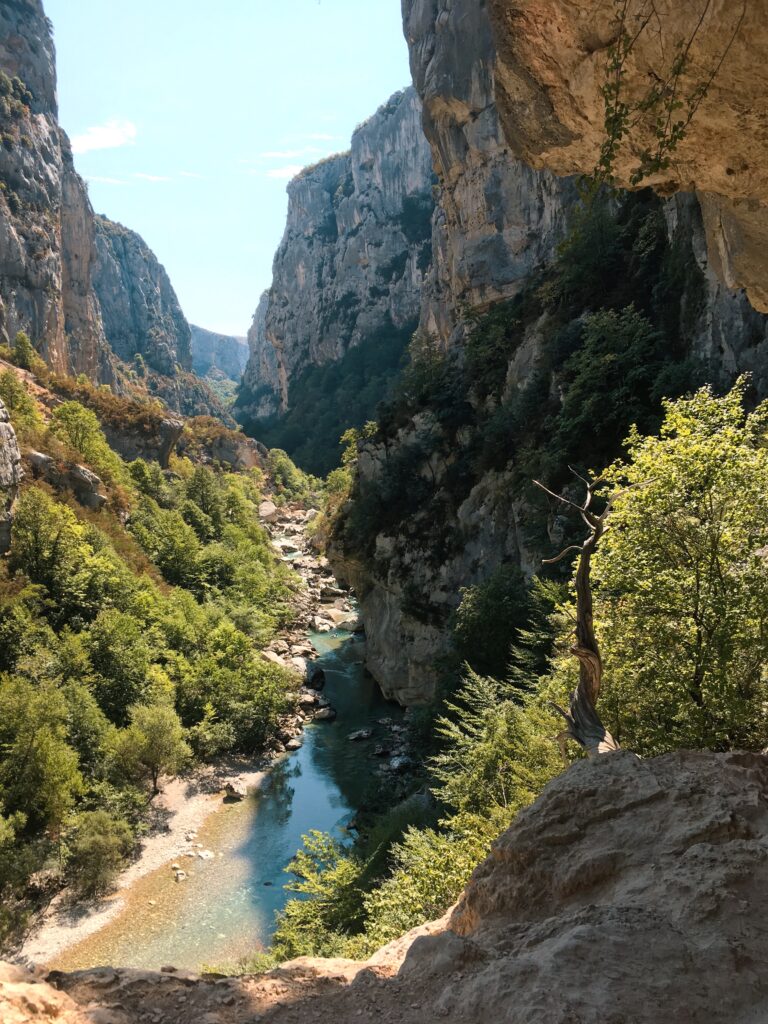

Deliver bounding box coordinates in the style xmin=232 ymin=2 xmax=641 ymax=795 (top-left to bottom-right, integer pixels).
xmin=236 ymin=88 xmax=434 ymax=423
xmin=8 ymin=751 xmax=768 ymax=1023
xmin=92 ymin=217 xmax=192 ymax=377
xmin=404 ymin=0 xmax=576 ymax=344
xmin=0 ymin=397 xmax=22 ymax=552
xmin=0 ymin=0 xmax=115 ymax=379
xmin=486 ymin=0 xmax=768 ymax=311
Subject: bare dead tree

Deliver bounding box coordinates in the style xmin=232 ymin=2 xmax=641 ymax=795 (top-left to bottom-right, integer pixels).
xmin=534 ymin=469 xmax=621 ymax=757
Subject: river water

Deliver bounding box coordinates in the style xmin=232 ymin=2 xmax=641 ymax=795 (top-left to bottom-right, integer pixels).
xmin=50 ymin=628 xmax=403 ymax=973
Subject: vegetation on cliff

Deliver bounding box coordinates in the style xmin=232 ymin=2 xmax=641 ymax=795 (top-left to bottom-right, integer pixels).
xmin=237 ymin=320 xmax=414 ymax=477
xmin=254 ymin=379 xmax=768 ymax=963
xmin=0 ymin=371 xmax=301 ymax=946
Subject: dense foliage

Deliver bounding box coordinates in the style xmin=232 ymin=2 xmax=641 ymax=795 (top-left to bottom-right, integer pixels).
xmin=594 ymin=380 xmax=768 ymax=752
xmin=237 ymin=320 xmax=413 ymax=476
xmin=333 ymin=190 xmax=706 ymax=567
xmin=253 ymin=382 xmax=768 ymax=965
xmin=0 ymin=374 xmax=300 ymax=945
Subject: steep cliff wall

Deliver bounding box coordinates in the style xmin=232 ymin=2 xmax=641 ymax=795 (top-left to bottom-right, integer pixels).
xmin=330 ymin=0 xmax=768 ymax=706
xmin=0 ymin=0 xmax=115 ymax=380
xmin=236 ymin=88 xmax=434 ymax=427
xmin=190 ymin=324 xmax=248 ymax=381
xmin=0 ymin=0 xmax=225 ymax=422
xmin=486 ymin=0 xmax=768 ymax=313
xmin=92 ymin=216 xmax=192 ymax=376
xmin=0 ymin=396 xmax=22 ymax=552
xmin=403 ymin=0 xmax=576 ymax=344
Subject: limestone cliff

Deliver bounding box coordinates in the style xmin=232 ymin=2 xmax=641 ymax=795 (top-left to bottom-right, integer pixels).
xmin=486 ymin=0 xmax=768 ymax=313
xmin=190 ymin=324 xmax=248 ymax=381
xmin=92 ymin=216 xmax=192 ymax=377
xmin=9 ymin=751 xmax=768 ymax=1023
xmin=0 ymin=0 xmax=115 ymax=380
xmin=0 ymin=396 xmax=22 ymax=553
xmin=0 ymin=0 xmax=227 ymax=422
xmin=329 ymin=0 xmax=768 ymax=706
xmin=403 ymin=0 xmax=576 ymax=345
xmin=236 ymin=88 xmax=434 ymax=425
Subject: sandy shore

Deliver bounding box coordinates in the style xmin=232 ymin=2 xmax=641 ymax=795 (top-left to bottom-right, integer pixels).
xmin=17 ymin=756 xmax=269 ymax=968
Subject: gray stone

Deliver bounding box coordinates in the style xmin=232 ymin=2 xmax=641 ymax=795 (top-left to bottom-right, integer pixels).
xmin=236 ymin=88 xmax=434 ymax=424
xmin=223 ymin=780 xmax=247 ymax=801
xmin=0 ymin=400 xmax=22 ymax=553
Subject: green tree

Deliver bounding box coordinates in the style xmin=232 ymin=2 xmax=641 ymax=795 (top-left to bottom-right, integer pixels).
xmin=87 ymin=609 xmax=152 ymax=724
xmin=49 ymin=401 xmax=128 ymax=485
xmin=185 ymin=466 xmax=224 ymax=538
xmin=593 ymin=379 xmax=768 ymax=753
xmin=112 ymin=702 xmax=191 ymax=794
xmin=12 ymin=330 xmax=37 ymax=371
xmin=9 ymin=488 xmax=86 ymax=591
xmin=65 ymin=810 xmax=133 ymax=896
xmin=0 ymin=675 xmax=83 ymax=832
xmin=0 ymin=370 xmax=43 ymax=442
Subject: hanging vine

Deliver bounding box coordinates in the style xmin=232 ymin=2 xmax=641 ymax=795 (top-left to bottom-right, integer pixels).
xmin=593 ymin=0 xmax=747 ymax=189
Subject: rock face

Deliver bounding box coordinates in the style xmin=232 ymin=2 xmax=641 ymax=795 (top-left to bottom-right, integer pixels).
xmin=0 ymin=0 xmax=115 ymax=379
xmin=26 ymin=450 xmax=106 ymax=510
xmin=236 ymin=88 xmax=434 ymax=423
xmin=326 ymin=0 xmax=768 ymax=706
xmin=190 ymin=324 xmax=248 ymax=381
xmin=0 ymin=0 xmax=227 ymax=422
xmin=92 ymin=216 xmax=192 ymax=376
xmin=0 ymin=398 xmax=22 ymax=552
xmin=403 ymin=0 xmax=576 ymax=345
xmin=101 ymin=416 xmax=184 ymax=470
xmin=486 ymin=0 xmax=768 ymax=312
xmin=11 ymin=751 xmax=768 ymax=1023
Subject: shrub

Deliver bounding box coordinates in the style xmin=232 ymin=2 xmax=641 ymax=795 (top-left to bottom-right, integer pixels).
xmin=65 ymin=810 xmax=133 ymax=896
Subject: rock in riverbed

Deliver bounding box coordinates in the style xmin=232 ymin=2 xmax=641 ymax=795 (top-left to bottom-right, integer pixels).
xmin=223 ymin=780 xmax=247 ymax=801
xmin=348 ymin=729 xmax=373 ymax=742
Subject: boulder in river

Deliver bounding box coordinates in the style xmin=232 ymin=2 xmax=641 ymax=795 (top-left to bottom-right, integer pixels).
xmin=258 ymin=499 xmax=278 ymax=522
xmin=347 ymin=729 xmax=373 ymax=741
xmin=338 ymin=613 xmax=363 ymax=632
xmin=286 ymin=737 xmax=303 ymax=751
xmin=314 ymin=706 xmax=337 ymax=722
xmin=306 ymin=664 xmax=326 ymax=690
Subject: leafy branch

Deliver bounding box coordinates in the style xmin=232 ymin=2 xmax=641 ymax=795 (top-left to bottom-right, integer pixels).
xmin=593 ymin=0 xmax=746 ymax=189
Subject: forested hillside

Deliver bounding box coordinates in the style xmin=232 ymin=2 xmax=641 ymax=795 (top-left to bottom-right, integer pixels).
xmin=0 ymin=343 xmax=308 ymax=944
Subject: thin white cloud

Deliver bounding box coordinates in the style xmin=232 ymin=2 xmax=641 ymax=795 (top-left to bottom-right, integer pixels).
xmin=180 ymin=171 xmax=205 ymax=179
xmin=266 ymin=164 xmax=305 ymax=180
xmin=133 ymin=172 xmax=171 ymax=182
xmin=306 ymin=132 xmax=338 ymax=141
xmin=87 ymin=175 xmax=129 ymax=186
xmin=260 ymin=147 xmax=322 ymax=160
xmin=71 ymin=119 xmax=137 ymax=155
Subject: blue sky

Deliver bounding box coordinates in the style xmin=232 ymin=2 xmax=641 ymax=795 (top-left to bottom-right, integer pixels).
xmin=44 ymin=0 xmax=412 ymax=336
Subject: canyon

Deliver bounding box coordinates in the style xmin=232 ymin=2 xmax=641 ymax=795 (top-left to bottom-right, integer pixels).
xmin=2 ymin=0 xmax=768 ymax=1020
xmin=0 ymin=0 xmax=227 ymax=418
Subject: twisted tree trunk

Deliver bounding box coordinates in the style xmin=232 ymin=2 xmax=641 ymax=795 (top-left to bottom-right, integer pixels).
xmin=535 ymin=471 xmax=620 ymax=757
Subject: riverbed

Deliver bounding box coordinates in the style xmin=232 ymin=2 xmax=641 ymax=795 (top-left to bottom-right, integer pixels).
xmin=46 ymin=627 xmax=403 ymax=973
